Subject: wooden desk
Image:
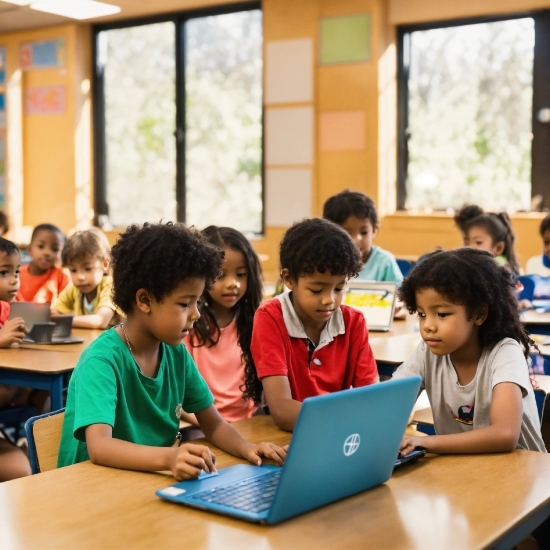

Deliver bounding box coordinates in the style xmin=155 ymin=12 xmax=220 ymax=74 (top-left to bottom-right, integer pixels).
xmin=370 ymin=311 xmax=419 ymax=338
xmin=370 ymin=332 xmax=421 ymax=377
xmin=0 ymin=329 xmax=101 ymax=410
xmin=1 ymin=416 xmax=550 ymax=549
xmin=522 ymin=310 xmax=550 ymax=336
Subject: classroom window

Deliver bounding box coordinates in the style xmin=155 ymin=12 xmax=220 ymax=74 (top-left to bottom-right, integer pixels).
xmin=397 ymin=15 xmax=550 ymax=211
xmin=93 ymin=4 xmax=263 ymax=232
xmin=98 ymin=22 xmax=177 ymax=228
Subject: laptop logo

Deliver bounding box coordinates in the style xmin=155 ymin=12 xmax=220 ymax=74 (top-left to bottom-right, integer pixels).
xmin=343 ymin=433 xmax=360 ymax=456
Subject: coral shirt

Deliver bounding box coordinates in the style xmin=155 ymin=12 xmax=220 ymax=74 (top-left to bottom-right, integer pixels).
xmin=251 ymin=293 xmax=379 ymax=402
xmin=0 ymin=301 xmax=10 ymax=325
xmin=16 ymin=265 xmax=70 ymax=304
xmin=185 ymin=318 xmax=256 ymax=422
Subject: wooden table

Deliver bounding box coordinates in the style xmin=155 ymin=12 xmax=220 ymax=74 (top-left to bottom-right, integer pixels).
xmin=369 ymin=310 xmax=419 ymax=338
xmin=0 ymin=329 xmax=101 ymax=410
xmin=1 ymin=416 xmax=550 ymax=550
xmin=522 ymin=309 xmax=550 ymax=335
xmin=370 ymin=332 xmax=421 ymax=376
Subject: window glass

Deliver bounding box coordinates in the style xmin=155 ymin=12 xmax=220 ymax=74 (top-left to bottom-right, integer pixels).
xmin=101 ymin=22 xmax=176 ymax=227
xmin=185 ymin=10 xmax=263 ymax=233
xmin=406 ymin=19 xmax=534 ymax=211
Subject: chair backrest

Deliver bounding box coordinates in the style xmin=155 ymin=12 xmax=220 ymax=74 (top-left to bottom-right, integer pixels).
xmin=24 ymin=408 xmax=65 ymax=474
xmin=396 ymin=258 xmax=414 ymax=278
xmin=517 ymin=275 xmax=536 ymax=301
xmin=534 ymin=388 xmax=547 ymax=423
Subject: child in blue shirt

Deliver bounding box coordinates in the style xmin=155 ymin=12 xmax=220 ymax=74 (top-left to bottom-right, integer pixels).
xmin=323 ymin=190 xmax=403 ymax=284
xmin=58 ymin=222 xmax=287 ymax=479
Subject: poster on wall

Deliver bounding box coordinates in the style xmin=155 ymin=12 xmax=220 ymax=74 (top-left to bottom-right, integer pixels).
xmin=20 ymin=38 xmax=66 ymax=70
xmin=0 ymin=47 xmax=5 ymax=85
xmin=25 ymin=86 xmax=66 ymax=115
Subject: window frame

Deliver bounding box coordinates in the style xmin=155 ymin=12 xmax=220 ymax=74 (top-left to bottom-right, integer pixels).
xmin=396 ymin=10 xmax=550 ymax=211
xmin=92 ymin=1 xmax=264 ymax=231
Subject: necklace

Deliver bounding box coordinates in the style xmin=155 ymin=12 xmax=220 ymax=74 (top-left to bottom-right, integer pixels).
xmin=120 ymin=322 xmax=142 ymax=372
xmin=120 ymin=322 xmax=182 ymax=418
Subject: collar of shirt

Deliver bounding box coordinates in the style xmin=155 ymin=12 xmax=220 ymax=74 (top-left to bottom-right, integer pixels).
xmin=276 ymin=290 xmax=345 ymax=351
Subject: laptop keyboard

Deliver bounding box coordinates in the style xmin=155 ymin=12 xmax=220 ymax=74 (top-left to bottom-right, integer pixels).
xmin=189 ymin=469 xmax=282 ymax=513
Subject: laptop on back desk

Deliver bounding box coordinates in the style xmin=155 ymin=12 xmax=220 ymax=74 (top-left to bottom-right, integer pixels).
xmin=156 ymin=375 xmax=422 ymax=524
xmin=343 ymin=281 xmax=398 ymax=331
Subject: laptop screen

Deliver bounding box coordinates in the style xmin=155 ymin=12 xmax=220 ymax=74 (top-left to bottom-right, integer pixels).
xmin=342 ymin=281 xmax=397 ymax=331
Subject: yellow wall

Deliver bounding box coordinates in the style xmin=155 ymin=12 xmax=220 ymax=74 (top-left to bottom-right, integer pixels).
xmin=0 ymin=0 xmax=545 ymax=276
xmin=1 ymin=24 xmax=92 ymax=242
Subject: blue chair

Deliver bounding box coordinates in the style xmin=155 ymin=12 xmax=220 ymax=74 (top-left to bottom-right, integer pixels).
xmin=396 ymin=258 xmax=414 ymax=278
xmin=535 ymin=388 xmax=546 ymax=423
xmin=517 ymin=275 xmax=536 ymax=302
xmin=24 ymin=408 xmax=65 ymax=474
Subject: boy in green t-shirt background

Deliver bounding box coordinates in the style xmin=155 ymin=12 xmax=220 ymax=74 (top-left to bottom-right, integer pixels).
xmin=58 ymin=222 xmax=287 ymax=479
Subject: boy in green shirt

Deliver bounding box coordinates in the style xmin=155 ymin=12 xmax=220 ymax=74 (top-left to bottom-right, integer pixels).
xmin=58 ymin=222 xmax=287 ymax=480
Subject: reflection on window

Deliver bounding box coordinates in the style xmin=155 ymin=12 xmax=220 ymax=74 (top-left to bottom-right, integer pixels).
xmin=185 ymin=10 xmax=263 ymax=233
xmin=101 ymin=22 xmax=176 ymax=227
xmin=406 ymin=19 xmax=534 ymax=211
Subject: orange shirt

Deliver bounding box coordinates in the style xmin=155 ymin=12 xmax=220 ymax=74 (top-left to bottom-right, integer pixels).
xmin=185 ymin=318 xmax=256 ymax=422
xmin=16 ymin=264 xmax=70 ymax=305
xmin=0 ymin=301 xmax=10 ymax=325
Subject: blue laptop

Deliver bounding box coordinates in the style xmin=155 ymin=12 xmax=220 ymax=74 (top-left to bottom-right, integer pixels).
xmin=156 ymin=376 xmax=422 ymax=524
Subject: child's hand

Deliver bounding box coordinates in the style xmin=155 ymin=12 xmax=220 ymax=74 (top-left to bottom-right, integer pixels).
xmin=399 ymin=436 xmax=424 ymax=456
xmin=170 ymin=443 xmax=217 ymax=481
xmin=243 ymin=442 xmax=288 ymax=466
xmin=0 ymin=317 xmax=27 ymax=347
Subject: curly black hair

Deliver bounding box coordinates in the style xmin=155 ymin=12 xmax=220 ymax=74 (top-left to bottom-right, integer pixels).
xmin=0 ymin=237 xmax=19 ymax=257
xmin=188 ymin=226 xmax=263 ymax=402
xmin=453 ymin=205 xmax=520 ymax=276
xmin=31 ymin=223 xmax=64 ymax=243
xmin=322 ymin=190 xmax=379 ymax=227
xmin=398 ymin=248 xmax=533 ymax=359
xmin=539 ymin=213 xmax=550 ymax=237
xmin=280 ymin=218 xmax=362 ymax=281
xmin=110 ymin=222 xmax=223 ymax=314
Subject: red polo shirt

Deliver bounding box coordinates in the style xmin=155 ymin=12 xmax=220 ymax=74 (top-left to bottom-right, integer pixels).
xmin=251 ymin=295 xmax=378 ymax=402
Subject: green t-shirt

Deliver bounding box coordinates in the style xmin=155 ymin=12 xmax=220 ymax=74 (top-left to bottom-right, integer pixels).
xmin=57 ymin=329 xmax=214 ymax=467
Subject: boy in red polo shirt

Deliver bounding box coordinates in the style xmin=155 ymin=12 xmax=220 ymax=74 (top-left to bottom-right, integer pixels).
xmin=246 ymin=218 xmax=379 ymax=431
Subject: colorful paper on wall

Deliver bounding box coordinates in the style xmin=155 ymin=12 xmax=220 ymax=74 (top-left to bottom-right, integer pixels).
xmin=319 ymin=14 xmax=371 ymax=65
xmin=20 ymin=39 xmax=66 ymax=70
xmin=25 ymin=86 xmax=66 ymax=115
xmin=265 ymin=106 xmax=313 ymax=165
xmin=266 ymin=168 xmax=312 ymax=225
xmin=319 ymin=111 xmax=366 ymax=152
xmin=266 ymin=39 xmax=313 ymax=103
xmin=0 ymin=47 xmax=5 ymax=85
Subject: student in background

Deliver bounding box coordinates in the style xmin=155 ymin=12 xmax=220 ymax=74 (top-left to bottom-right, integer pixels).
xmin=395 ymin=248 xmax=545 ymax=455
xmin=0 ymin=237 xmax=38 ymax=479
xmin=53 ymin=228 xmax=119 ymax=329
xmin=0 ymin=211 xmax=9 ymax=237
xmin=525 ymin=213 xmax=550 ymax=276
xmin=246 ymin=218 xmax=379 ymax=432
xmin=57 ymin=222 xmax=287 ymax=478
xmin=323 ymin=190 xmax=403 ymax=284
xmin=454 ymin=205 xmax=521 ymax=276
xmin=185 ymin=226 xmax=262 ymax=422
xmin=16 ymin=223 xmax=69 ymax=305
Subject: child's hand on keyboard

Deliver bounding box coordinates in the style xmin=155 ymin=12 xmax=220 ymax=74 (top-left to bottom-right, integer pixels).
xmin=243 ymin=442 xmax=289 ymax=466
xmin=170 ymin=443 xmax=217 ymax=481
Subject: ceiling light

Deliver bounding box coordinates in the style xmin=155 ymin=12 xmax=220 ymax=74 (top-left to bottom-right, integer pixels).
xmin=0 ymin=1 xmax=32 ymax=5
xmin=30 ymin=0 xmax=120 ymax=20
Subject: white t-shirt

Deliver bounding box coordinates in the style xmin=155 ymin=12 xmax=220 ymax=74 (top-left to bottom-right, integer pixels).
xmin=525 ymin=255 xmax=550 ymax=277
xmin=392 ymin=338 xmax=546 ymax=452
